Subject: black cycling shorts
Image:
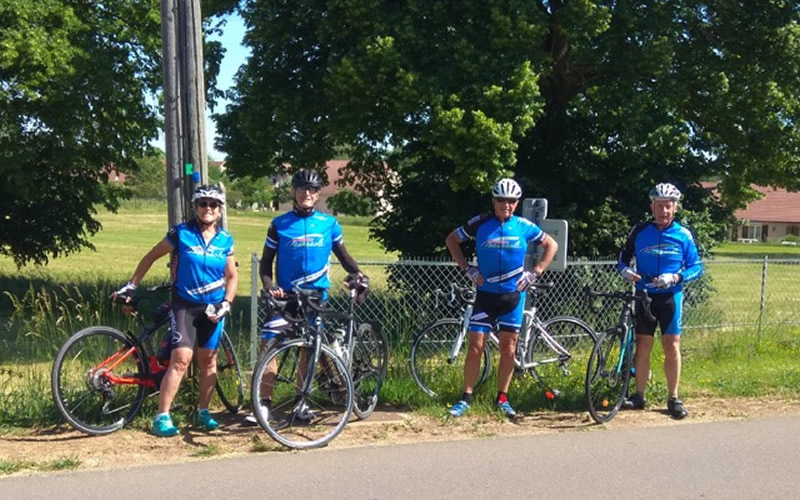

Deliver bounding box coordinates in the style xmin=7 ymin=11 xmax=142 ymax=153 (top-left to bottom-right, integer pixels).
xmin=634 ymin=290 xmax=684 ymax=336
xmin=169 ymin=297 xmax=224 ymax=350
xmin=468 ymin=290 xmax=524 ymax=334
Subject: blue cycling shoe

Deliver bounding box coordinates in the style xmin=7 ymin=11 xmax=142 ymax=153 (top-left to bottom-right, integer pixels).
xmin=196 ymin=409 xmax=219 ymax=431
xmin=448 ymin=400 xmax=470 ymax=417
xmin=152 ymin=414 xmax=179 ymax=437
xmin=497 ymin=400 xmax=517 ymax=419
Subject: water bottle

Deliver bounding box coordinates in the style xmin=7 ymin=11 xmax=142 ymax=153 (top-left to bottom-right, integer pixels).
xmin=330 ymin=328 xmax=346 ymax=358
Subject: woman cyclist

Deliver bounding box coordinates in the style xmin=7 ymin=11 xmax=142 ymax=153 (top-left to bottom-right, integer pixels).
xmin=112 ymin=185 xmax=238 ymax=436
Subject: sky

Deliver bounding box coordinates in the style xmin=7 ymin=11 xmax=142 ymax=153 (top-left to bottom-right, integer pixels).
xmin=152 ymin=12 xmax=250 ymax=161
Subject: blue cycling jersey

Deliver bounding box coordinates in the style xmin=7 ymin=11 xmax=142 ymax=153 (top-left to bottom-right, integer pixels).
xmin=166 ymin=219 xmax=234 ymax=304
xmin=617 ymin=219 xmax=703 ymax=294
xmin=266 ymin=210 xmax=343 ymax=291
xmin=455 ymin=214 xmax=545 ymax=294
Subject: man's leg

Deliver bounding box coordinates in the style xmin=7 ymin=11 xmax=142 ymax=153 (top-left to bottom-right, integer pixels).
xmin=496 ymin=330 xmax=518 ymax=394
xmin=463 ymin=331 xmax=487 ymax=393
xmin=634 ymin=334 xmax=654 ymax=396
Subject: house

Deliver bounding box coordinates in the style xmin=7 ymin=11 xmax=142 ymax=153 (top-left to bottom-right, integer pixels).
xmin=703 ymin=183 xmax=800 ymax=243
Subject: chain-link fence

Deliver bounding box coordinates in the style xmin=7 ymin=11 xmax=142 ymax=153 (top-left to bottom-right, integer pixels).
xmin=247 ymin=254 xmax=800 ymax=367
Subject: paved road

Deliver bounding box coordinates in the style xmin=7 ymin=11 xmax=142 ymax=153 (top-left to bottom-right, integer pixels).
xmin=4 ymin=415 xmax=800 ymax=499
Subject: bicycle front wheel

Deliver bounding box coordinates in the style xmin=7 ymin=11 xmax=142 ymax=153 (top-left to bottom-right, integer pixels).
xmin=351 ymin=322 xmax=388 ymax=419
xmin=251 ymin=339 xmax=353 ymax=449
xmin=51 ymin=327 xmax=148 ymax=435
xmin=215 ymin=330 xmax=244 ymax=413
xmin=527 ymin=316 xmax=597 ymax=399
xmin=585 ymin=330 xmax=632 ymax=424
xmin=410 ymin=319 xmax=489 ymax=399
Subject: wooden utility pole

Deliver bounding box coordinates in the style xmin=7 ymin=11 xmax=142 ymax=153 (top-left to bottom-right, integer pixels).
xmin=161 ymin=0 xmax=207 ymax=226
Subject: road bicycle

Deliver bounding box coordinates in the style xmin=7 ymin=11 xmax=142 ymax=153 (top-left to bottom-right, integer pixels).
xmin=584 ymin=286 xmax=654 ymax=424
xmin=410 ymin=282 xmax=597 ymax=401
xmin=318 ymin=286 xmax=388 ymax=419
xmin=51 ymin=284 xmax=244 ymax=435
xmin=250 ymin=288 xmax=354 ymax=449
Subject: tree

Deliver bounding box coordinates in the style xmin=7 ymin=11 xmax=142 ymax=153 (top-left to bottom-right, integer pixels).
xmin=0 ymin=0 xmax=233 ymax=266
xmin=126 ymin=150 xmax=167 ymax=200
xmin=327 ymin=189 xmax=376 ymax=217
xmin=217 ymin=1 xmax=800 ymax=257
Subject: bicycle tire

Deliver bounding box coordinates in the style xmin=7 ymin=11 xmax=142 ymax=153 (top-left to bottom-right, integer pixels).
xmin=410 ymin=319 xmax=490 ymax=399
xmin=51 ymin=326 xmax=148 ymax=435
xmin=526 ymin=316 xmax=597 ymax=398
xmin=351 ymin=322 xmax=388 ymax=419
xmin=251 ymin=339 xmax=353 ymax=449
xmin=585 ymin=329 xmax=632 ymax=424
xmin=215 ymin=330 xmax=244 ymax=413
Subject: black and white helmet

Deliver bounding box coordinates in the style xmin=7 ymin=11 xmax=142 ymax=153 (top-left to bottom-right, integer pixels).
xmin=649 ymin=182 xmax=682 ymax=202
xmin=291 ymin=169 xmax=323 ymax=189
xmin=191 ymin=184 xmax=226 ymax=205
xmin=491 ymin=178 xmax=522 ymax=200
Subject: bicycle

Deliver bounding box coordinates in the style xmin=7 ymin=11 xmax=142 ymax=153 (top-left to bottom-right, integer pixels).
xmin=51 ymin=284 xmax=244 ymax=436
xmin=583 ymin=286 xmax=654 ymax=424
xmin=319 ymin=285 xmax=389 ymax=419
xmin=250 ymin=287 xmax=354 ymax=449
xmin=410 ymin=282 xmax=597 ymax=401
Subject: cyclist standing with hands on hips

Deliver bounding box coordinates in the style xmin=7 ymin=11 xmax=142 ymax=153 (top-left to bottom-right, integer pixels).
xmin=617 ymin=182 xmax=703 ymax=419
xmin=445 ymin=178 xmax=558 ymax=419
xmin=245 ymin=168 xmax=368 ymax=424
xmin=112 ymin=185 xmax=238 ymax=436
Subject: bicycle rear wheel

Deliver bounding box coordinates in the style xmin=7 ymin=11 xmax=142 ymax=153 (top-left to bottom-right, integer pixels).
xmin=410 ymin=319 xmax=489 ymax=399
xmin=527 ymin=316 xmax=596 ymax=399
xmin=351 ymin=322 xmax=388 ymax=419
xmin=251 ymin=339 xmax=353 ymax=449
xmin=585 ymin=329 xmax=632 ymax=424
xmin=51 ymin=327 xmax=148 ymax=435
xmin=215 ymin=330 xmax=244 ymax=413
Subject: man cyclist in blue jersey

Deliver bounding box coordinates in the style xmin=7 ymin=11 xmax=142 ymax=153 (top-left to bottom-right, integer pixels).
xmin=617 ymin=182 xmax=703 ymax=419
xmin=445 ymin=178 xmax=558 ymax=419
xmin=245 ymin=168 xmax=368 ymax=424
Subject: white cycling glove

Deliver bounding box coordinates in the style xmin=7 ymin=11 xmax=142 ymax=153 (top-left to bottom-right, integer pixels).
xmin=113 ymin=282 xmax=137 ymax=301
xmin=464 ymin=266 xmax=482 ymax=286
xmin=515 ymin=270 xmax=539 ymax=291
xmin=620 ymin=266 xmax=639 ymax=283
xmin=205 ymin=300 xmax=231 ymax=321
xmin=655 ymin=273 xmax=681 ymax=289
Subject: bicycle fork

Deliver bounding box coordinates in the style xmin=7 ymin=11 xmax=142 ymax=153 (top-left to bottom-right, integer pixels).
xmin=448 ymin=304 xmax=473 ymax=364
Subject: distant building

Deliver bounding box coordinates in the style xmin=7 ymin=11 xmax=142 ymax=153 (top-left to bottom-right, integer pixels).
xmin=703 ymin=183 xmax=800 ymax=243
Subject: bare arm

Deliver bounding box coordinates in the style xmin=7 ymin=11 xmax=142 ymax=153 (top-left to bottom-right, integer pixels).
xmin=532 ymin=234 xmax=558 ymax=275
xmin=445 ymin=230 xmax=469 ymax=271
xmin=129 ymin=239 xmax=173 ymax=286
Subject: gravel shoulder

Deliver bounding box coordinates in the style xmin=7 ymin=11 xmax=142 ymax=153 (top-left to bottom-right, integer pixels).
xmin=3 ymin=397 xmax=799 ymax=477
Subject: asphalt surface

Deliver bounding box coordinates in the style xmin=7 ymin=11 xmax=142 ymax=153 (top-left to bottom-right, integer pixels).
xmin=4 ymin=414 xmax=800 ymax=499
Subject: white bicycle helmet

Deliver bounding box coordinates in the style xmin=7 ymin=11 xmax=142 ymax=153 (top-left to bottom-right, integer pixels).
xmin=191 ymin=184 xmax=226 ymax=205
xmin=649 ymin=182 xmax=681 ymax=202
xmin=491 ymin=178 xmax=522 ymax=200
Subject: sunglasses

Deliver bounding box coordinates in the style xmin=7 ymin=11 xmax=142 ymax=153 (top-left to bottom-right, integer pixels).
xmin=196 ymin=200 xmax=220 ymax=209
xmin=297 ymin=186 xmax=321 ymax=193
xmin=494 ymin=197 xmax=518 ymax=204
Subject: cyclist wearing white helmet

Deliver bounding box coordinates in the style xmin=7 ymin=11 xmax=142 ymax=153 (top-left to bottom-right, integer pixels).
xmin=112 ymin=184 xmax=238 ymax=436
xmin=444 ymin=177 xmax=558 ymax=419
xmin=616 ymin=182 xmax=702 ymax=419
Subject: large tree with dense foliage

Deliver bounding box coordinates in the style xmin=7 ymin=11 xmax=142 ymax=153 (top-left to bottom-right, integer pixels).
xmin=0 ymin=0 xmax=236 ymax=266
xmin=217 ymin=1 xmax=800 ymax=257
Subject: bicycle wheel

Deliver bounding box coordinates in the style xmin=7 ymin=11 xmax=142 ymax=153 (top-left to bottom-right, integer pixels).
xmin=251 ymin=339 xmax=353 ymax=449
xmin=585 ymin=330 xmax=632 ymax=424
xmin=51 ymin=327 xmax=148 ymax=435
xmin=351 ymin=322 xmax=388 ymax=419
xmin=410 ymin=319 xmax=489 ymax=399
xmin=215 ymin=330 xmax=244 ymax=413
xmin=527 ymin=316 xmax=596 ymax=398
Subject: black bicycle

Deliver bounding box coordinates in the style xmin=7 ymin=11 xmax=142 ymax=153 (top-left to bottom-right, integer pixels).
xmin=250 ymin=288 xmax=354 ymax=449
xmin=584 ymin=286 xmax=654 ymax=424
xmin=51 ymin=284 xmax=244 ymax=435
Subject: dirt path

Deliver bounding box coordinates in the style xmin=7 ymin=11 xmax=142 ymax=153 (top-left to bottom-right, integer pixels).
xmin=3 ymin=397 xmax=799 ymax=476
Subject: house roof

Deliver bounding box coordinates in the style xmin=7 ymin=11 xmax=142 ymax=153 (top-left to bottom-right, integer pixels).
xmin=702 ymin=183 xmax=800 ymax=224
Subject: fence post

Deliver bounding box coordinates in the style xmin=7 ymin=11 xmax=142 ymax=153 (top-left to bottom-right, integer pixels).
xmin=758 ymin=255 xmax=768 ymax=339
xmin=250 ymin=252 xmax=259 ymax=369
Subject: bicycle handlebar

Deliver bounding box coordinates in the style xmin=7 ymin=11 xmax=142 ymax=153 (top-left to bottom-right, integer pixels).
xmin=111 ymin=283 xmax=172 ymax=309
xmin=583 ymin=286 xmax=656 ymax=323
